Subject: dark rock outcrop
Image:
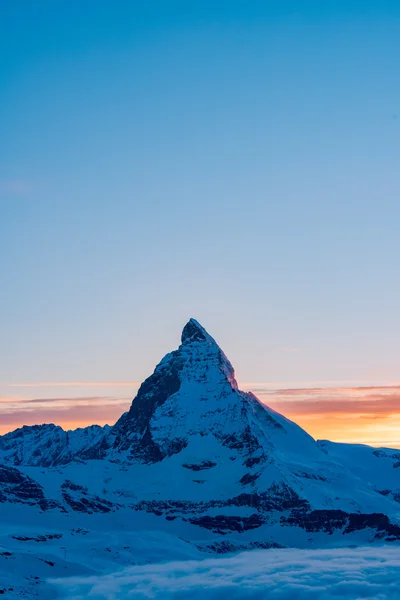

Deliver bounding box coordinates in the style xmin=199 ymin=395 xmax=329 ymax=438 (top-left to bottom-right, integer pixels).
xmin=61 ymin=480 xmax=117 ymax=514
xmin=281 ymin=509 xmax=400 ymax=541
xmin=182 ymin=461 xmax=217 ymax=471
xmin=0 ymin=464 xmax=62 ymax=511
xmin=189 ymin=514 xmax=265 ymax=534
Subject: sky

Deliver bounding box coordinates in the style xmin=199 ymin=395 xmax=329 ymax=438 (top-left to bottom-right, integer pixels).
xmin=1 ymin=1 xmax=400 ymax=446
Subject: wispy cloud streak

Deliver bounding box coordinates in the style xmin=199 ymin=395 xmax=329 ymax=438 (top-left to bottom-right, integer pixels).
xmin=252 ymin=386 xmax=400 ymax=417
xmin=243 ymin=384 xmax=400 ymax=447
xmin=0 ymin=394 xmax=131 ymax=435
xmin=6 ymin=381 xmax=140 ymax=388
xmin=0 ymin=180 xmax=30 ymax=194
xmin=1 ymin=383 xmax=399 ymax=446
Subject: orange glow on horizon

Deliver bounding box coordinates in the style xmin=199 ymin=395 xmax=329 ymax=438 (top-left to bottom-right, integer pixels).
xmin=0 ymin=383 xmax=399 ymax=448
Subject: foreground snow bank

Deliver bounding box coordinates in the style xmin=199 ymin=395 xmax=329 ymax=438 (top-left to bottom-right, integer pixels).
xmin=54 ymin=545 xmax=400 ymax=599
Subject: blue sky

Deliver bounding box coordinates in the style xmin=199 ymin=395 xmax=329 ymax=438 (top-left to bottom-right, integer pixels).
xmin=1 ymin=1 xmax=400 ymax=435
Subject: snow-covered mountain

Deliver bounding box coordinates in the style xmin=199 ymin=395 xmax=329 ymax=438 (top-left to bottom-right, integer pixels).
xmin=0 ymin=424 xmax=110 ymax=467
xmin=1 ymin=319 xmax=400 ymax=596
xmin=318 ymin=440 xmax=400 ymax=506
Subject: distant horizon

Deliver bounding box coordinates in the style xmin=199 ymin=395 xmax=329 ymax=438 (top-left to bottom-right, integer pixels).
xmin=2 ymin=317 xmax=400 ymax=448
xmin=3 ymin=382 xmax=400 ymax=449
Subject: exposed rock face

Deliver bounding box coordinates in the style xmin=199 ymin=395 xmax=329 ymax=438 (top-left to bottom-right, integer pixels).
xmin=131 ymin=482 xmax=310 ymax=532
xmin=111 ymin=348 xmax=184 ymax=462
xmin=61 ymin=480 xmax=117 ymax=514
xmin=281 ymin=509 xmax=400 ymax=541
xmin=0 ymin=464 xmax=61 ymax=511
xmin=12 ymin=534 xmax=63 ymax=542
xmin=189 ymin=514 xmax=265 ymax=534
xmin=182 ymin=461 xmax=217 ymax=471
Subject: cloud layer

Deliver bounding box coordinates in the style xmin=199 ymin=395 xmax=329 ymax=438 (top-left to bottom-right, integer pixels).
xmin=53 ymin=546 xmax=400 ymax=599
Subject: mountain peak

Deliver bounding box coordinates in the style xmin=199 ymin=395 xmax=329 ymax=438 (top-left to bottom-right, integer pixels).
xmin=180 ymin=318 xmax=238 ymax=390
xmin=181 ymin=318 xmax=210 ymax=344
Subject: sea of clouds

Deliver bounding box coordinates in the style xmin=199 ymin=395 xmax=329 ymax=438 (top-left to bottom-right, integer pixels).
xmin=53 ymin=545 xmax=400 ymax=599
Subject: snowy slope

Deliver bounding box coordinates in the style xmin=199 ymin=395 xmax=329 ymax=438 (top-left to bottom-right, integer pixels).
xmin=318 ymin=440 xmax=400 ymax=504
xmin=1 ymin=319 xmax=400 ymax=596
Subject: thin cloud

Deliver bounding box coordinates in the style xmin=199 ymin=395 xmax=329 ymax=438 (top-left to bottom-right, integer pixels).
xmin=0 ymin=395 xmax=27 ymax=404
xmin=25 ymin=396 xmax=131 ymax=404
xmin=0 ymin=395 xmax=131 ymax=435
xmin=0 ymin=402 xmax=130 ymax=432
xmin=256 ymin=384 xmax=400 ymax=396
xmin=239 ymin=379 xmax=400 ymax=389
xmin=0 ymin=180 xmax=30 ymax=194
xmin=247 ymin=384 xmax=400 ymax=447
xmin=0 ymin=395 xmax=130 ymax=413
xmin=254 ymin=388 xmax=400 ymax=417
xmin=7 ymin=381 xmax=140 ymax=388
xmin=1 ymin=384 xmax=399 ymax=446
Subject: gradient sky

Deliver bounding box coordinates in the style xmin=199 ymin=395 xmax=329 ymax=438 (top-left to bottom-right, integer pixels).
xmin=1 ymin=1 xmax=400 ymax=446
